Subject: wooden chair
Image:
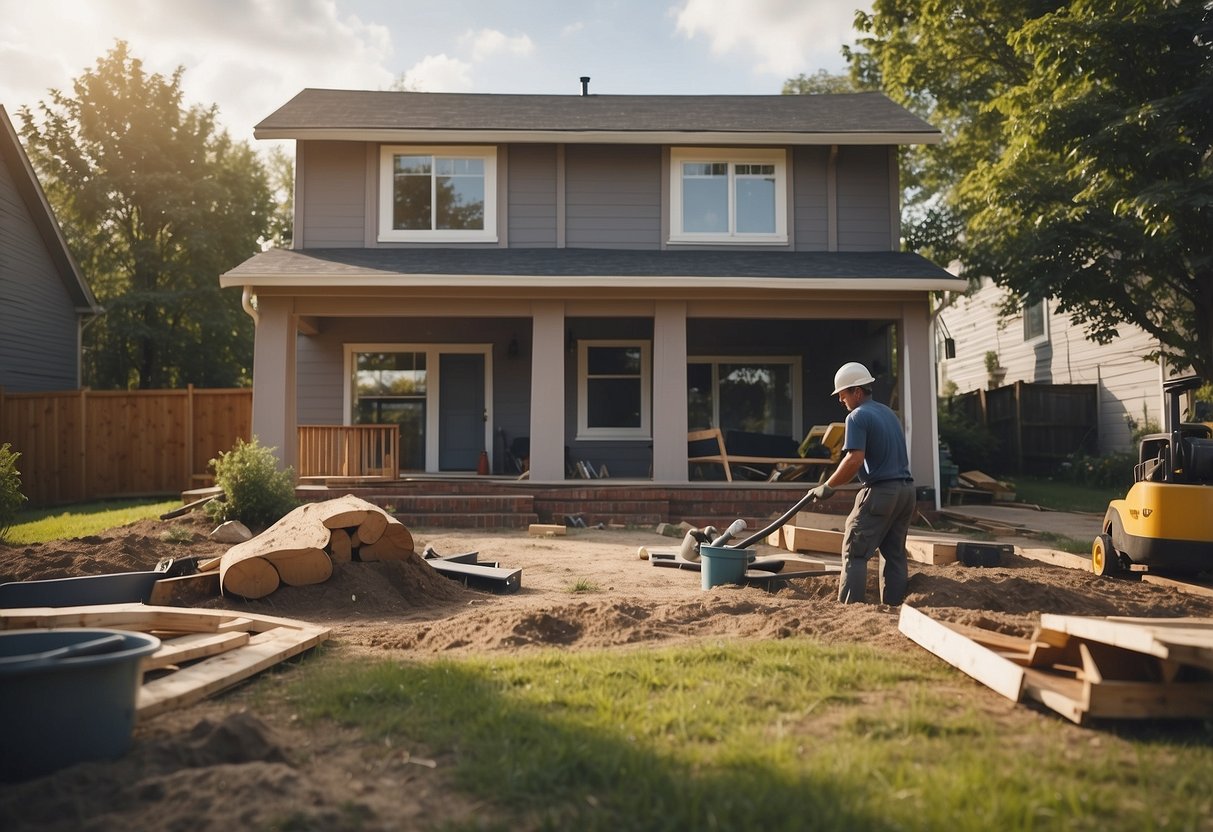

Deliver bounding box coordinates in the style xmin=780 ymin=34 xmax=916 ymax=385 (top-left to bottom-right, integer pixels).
xmin=688 ymin=427 xmax=836 ymax=483
xmin=772 ymin=422 xmax=846 ymax=483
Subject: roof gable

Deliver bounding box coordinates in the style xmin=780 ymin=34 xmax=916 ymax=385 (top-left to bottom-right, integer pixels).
xmin=0 ymin=104 xmax=98 ymax=313
xmin=255 ymin=89 xmax=940 ymax=146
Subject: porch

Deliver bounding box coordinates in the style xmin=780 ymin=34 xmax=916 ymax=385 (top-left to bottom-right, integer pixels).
xmin=287 ymin=474 xmax=938 ymax=531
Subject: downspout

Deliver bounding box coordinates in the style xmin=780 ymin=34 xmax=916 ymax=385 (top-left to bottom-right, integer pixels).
xmin=241 ymin=285 xmax=259 ymax=325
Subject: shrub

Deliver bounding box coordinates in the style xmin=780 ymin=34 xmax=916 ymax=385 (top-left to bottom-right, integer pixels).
xmin=0 ymin=443 xmax=27 ymax=540
xmin=204 ymin=437 xmax=298 ymax=530
xmin=1060 ymin=449 xmax=1136 ymax=490
xmin=937 ymin=403 xmax=1000 ymax=473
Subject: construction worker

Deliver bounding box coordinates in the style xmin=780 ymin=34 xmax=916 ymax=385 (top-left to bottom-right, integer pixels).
xmin=807 ymin=362 xmax=915 ymax=604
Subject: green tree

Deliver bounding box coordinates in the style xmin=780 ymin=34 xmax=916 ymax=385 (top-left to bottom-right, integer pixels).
xmin=846 ymin=1 xmax=1213 ymax=378
xmin=781 ymin=69 xmax=861 ymax=94
xmin=19 ymin=41 xmax=274 ymax=389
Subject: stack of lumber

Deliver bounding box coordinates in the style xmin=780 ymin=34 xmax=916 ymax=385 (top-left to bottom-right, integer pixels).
xmin=0 ymin=603 xmax=329 ymax=720
xmin=959 ymin=470 xmax=1016 ymax=502
xmin=900 ymin=605 xmax=1213 ymax=723
xmin=220 ymin=495 xmax=413 ymax=599
xmin=766 ymin=518 xmax=961 ymax=566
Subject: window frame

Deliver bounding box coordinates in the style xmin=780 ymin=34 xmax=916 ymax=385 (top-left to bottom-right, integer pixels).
xmin=377 ymin=145 xmax=498 ymax=243
xmin=576 ymin=339 xmax=652 ymax=440
xmin=1022 ymin=298 xmax=1048 ymax=343
xmin=687 ymin=354 xmax=803 ymax=435
xmin=669 ymin=147 xmax=788 ymax=245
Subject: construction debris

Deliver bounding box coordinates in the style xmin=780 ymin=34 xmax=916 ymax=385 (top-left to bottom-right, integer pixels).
xmin=219 ymin=496 xmax=413 ymax=599
xmin=528 ymin=524 xmax=567 ymax=537
xmin=899 ymin=605 xmax=1213 ymax=724
xmin=0 ymin=603 xmax=329 ymax=720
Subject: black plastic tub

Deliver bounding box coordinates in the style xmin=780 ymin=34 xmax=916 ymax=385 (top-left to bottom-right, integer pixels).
xmin=0 ymin=628 xmax=161 ymax=781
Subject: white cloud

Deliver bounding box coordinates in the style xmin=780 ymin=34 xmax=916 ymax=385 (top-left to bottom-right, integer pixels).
xmin=560 ymin=21 xmax=585 ymax=37
xmin=461 ymin=28 xmax=535 ymax=62
xmin=399 ymin=54 xmax=475 ymax=92
xmin=674 ymin=0 xmax=858 ymax=77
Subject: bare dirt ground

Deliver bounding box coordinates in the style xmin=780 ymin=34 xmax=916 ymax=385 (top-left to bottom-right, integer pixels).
xmin=2 ymin=508 xmax=1212 ymax=831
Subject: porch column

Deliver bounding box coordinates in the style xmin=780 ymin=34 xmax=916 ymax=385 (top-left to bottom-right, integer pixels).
xmin=652 ymin=300 xmax=689 ymax=482
xmin=529 ymin=301 xmax=565 ymax=480
xmin=251 ymin=296 xmax=298 ymax=470
xmin=901 ymin=302 xmax=936 ymax=505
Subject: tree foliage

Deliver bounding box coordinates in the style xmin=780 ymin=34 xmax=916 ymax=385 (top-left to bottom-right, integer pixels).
xmin=847 ymin=1 xmax=1213 ymax=378
xmin=781 ymin=69 xmax=862 ymax=95
xmin=19 ymin=41 xmax=275 ymax=389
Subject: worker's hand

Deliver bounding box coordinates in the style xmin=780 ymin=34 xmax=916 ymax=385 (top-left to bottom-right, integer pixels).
xmin=808 ymin=483 xmax=835 ymax=501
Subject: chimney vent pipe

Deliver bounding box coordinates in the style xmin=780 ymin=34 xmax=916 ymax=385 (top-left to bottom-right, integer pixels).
xmin=579 ymin=76 xmax=590 ymax=96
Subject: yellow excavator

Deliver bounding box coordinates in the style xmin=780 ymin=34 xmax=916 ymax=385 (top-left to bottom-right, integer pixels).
xmin=1092 ymin=376 xmax=1213 ymax=577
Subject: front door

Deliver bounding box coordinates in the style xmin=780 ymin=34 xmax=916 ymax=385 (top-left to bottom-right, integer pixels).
xmin=438 ymin=353 xmax=485 ymax=470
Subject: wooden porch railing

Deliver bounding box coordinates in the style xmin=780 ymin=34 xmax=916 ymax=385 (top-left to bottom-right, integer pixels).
xmin=297 ymin=425 xmax=399 ymax=480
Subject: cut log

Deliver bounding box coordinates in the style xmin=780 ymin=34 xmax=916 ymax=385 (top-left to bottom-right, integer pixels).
xmin=315 ymin=494 xmax=377 ymax=529
xmin=221 ymin=556 xmax=280 ymax=600
xmin=219 ymin=502 xmax=340 ymax=598
xmin=359 ymin=520 xmax=414 ymax=561
xmin=264 ymin=548 xmax=332 ymax=586
xmin=355 ymin=509 xmax=389 ymax=545
xmin=328 ymin=527 xmax=353 ymax=562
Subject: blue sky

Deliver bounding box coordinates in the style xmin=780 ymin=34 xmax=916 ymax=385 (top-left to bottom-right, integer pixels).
xmin=0 ymin=0 xmax=870 ymax=148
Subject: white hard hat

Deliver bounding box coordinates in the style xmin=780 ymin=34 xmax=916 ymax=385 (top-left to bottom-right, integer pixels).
xmin=832 ymin=362 xmax=876 ymax=395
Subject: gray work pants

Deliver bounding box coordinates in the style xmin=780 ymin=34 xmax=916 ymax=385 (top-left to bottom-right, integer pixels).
xmin=837 ymin=480 xmax=917 ymax=605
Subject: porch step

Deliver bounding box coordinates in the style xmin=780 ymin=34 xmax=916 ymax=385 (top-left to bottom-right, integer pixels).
xmin=300 ymin=491 xmax=538 ymax=529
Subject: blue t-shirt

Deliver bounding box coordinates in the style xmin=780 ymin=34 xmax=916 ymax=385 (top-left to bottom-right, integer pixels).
xmin=843 ymin=399 xmax=911 ymax=484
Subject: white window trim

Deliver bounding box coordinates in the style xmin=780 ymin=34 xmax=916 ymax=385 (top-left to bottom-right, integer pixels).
xmin=577 ymin=339 xmax=652 ymax=440
xmin=377 ymin=145 xmax=498 ymax=243
xmin=689 ymin=354 xmax=802 ymax=434
xmin=1023 ymin=298 xmax=1049 ymax=344
xmin=669 ymin=147 xmax=788 ymax=245
xmin=344 ymin=342 xmax=494 ymax=473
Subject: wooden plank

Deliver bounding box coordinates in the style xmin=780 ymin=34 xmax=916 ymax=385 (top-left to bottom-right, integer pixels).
xmin=142 ymin=630 xmax=251 ymax=671
xmin=0 ymin=606 xmax=224 ymax=633
xmin=898 ymin=605 xmax=1026 ymax=702
xmin=783 ymin=526 xmax=843 ymax=555
xmin=136 ymin=625 xmax=329 ymax=720
xmin=1141 ymin=574 xmax=1213 ymax=598
xmin=1037 ymin=615 xmax=1213 ymax=671
xmin=1017 ymin=547 xmax=1091 ymax=572
xmin=905 ymin=536 xmax=959 ymax=566
xmin=529 ymin=524 xmax=567 ymax=536
xmin=146 ymin=571 xmax=221 ymax=607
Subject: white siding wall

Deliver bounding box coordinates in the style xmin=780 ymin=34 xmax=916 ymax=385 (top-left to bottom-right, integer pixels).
xmin=938 ymin=277 xmax=1162 ymax=454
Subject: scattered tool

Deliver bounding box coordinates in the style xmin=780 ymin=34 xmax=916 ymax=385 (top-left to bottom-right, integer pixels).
xmin=676 ymin=488 xmax=842 ymax=564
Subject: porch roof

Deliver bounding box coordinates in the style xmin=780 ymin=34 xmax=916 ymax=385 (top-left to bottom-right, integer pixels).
xmin=221 ymin=247 xmax=965 ymax=292
xmin=255 ymin=89 xmax=941 ymax=146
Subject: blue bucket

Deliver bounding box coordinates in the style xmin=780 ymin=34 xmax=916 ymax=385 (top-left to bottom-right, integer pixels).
xmin=700 ymin=545 xmax=749 ymax=589
xmin=0 ymin=628 xmax=161 ymax=781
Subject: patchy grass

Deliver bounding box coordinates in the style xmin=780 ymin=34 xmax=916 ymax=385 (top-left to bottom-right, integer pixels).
xmin=1004 ymin=476 xmax=1120 ymax=514
xmin=282 ymin=640 xmax=1213 ymax=831
xmin=2 ymin=498 xmax=179 ymax=544
xmin=567 ymin=578 xmax=601 ymax=593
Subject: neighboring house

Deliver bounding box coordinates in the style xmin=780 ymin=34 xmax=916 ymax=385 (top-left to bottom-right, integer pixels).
xmin=937 ymin=276 xmax=1164 ymax=455
xmin=0 ymin=105 xmax=99 ymax=391
xmin=222 ymin=87 xmax=964 ymax=493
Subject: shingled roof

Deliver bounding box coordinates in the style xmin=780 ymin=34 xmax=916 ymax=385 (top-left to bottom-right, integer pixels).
xmin=254 ymin=89 xmax=940 ymax=144
xmin=221 ymin=247 xmax=964 ymax=292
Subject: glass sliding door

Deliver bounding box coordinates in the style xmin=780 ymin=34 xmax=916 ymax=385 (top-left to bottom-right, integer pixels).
xmin=687 ymin=357 xmax=799 ymax=436
xmin=351 ymin=352 xmax=427 ymax=471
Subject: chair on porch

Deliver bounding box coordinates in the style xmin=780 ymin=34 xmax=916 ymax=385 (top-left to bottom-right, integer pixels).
xmin=688 ymin=427 xmax=837 ymax=483
xmin=770 ymin=422 xmax=846 ymax=482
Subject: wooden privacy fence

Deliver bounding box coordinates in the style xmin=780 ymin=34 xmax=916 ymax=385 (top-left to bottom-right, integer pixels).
xmin=0 ymin=386 xmax=251 ymax=506
xmin=949 ymin=381 xmax=1098 ymax=474
xmin=297 ymin=425 xmax=399 ymax=481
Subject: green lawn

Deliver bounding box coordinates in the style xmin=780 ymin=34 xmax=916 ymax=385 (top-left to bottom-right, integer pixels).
xmin=278 ymin=640 xmax=1213 ymax=832
xmin=2 ymin=497 xmax=179 ymax=544
xmin=1002 ymin=475 xmax=1122 ymax=514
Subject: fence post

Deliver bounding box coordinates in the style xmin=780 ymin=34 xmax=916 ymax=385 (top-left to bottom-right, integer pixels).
xmin=78 ymin=387 xmax=88 ymax=500
xmin=185 ymin=383 xmax=195 ymax=491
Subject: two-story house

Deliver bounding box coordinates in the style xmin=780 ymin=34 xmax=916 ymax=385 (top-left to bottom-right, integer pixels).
xmin=221 ymin=87 xmax=963 ymax=496
xmin=1 ymin=104 xmax=99 ymax=392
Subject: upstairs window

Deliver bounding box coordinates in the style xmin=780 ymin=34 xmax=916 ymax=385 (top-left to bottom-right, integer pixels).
xmin=669 ymin=148 xmax=787 ymax=244
xmin=1023 ymin=298 xmax=1047 ymax=341
xmin=378 ymin=146 xmax=497 ymax=242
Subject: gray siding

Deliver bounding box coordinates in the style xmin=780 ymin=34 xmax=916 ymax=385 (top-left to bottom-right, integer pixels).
xmin=0 ymin=153 xmax=79 ymax=391
xmin=836 ymin=146 xmax=893 ymax=252
xmin=297 ymin=141 xmax=368 ymax=248
xmin=565 ymin=145 xmax=661 ymax=249
xmin=507 ymin=144 xmax=557 ymax=248
xmin=792 ymin=146 xmax=829 ymax=251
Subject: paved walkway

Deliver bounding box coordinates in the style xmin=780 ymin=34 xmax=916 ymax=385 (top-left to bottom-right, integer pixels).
xmin=939 ymin=504 xmax=1103 ymax=542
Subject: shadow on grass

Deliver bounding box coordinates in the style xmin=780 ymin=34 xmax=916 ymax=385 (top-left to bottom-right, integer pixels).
xmin=296 ymin=656 xmax=899 ymax=832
